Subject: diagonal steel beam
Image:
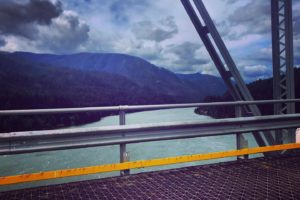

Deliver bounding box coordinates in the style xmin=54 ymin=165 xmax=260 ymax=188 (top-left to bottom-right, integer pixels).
xmin=180 ymin=0 xmax=240 ymax=101
xmin=181 ymin=0 xmax=276 ymax=147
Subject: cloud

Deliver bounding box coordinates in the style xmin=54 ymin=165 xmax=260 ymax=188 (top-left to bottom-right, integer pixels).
xmin=225 ymin=0 xmax=239 ymax=4
xmin=0 ymin=37 xmax=6 ymax=47
xmin=109 ymin=0 xmax=149 ymax=24
xmin=134 ymin=42 xmax=163 ymax=61
xmin=37 ymin=11 xmax=90 ymax=53
xmin=240 ymin=64 xmax=272 ymax=81
xmin=295 ymin=14 xmax=300 ymax=36
xmin=0 ymin=0 xmax=62 ymax=39
xmin=295 ymin=40 xmax=300 ymax=65
xmin=0 ymin=0 xmax=299 ymax=77
xmin=242 ymin=47 xmax=272 ymax=66
xmin=214 ymin=0 xmax=271 ymax=50
xmin=167 ymin=42 xmax=208 ymax=67
xmin=228 ymin=1 xmax=270 ymax=35
xmin=132 ymin=16 xmax=178 ymax=42
xmin=294 ymin=4 xmax=300 ymax=65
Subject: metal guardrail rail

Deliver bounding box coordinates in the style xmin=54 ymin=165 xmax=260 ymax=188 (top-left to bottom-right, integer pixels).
xmin=1 ymin=99 xmax=299 ymax=115
xmin=1 ymin=114 xmax=300 ymax=155
xmin=1 ymin=99 xmax=299 ymax=176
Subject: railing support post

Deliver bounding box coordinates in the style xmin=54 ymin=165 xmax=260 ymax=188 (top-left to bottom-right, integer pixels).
xmin=235 ymin=105 xmax=248 ymax=159
xmin=119 ymin=109 xmax=130 ymax=176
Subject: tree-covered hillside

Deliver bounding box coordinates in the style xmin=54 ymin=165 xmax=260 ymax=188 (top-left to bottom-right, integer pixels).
xmin=196 ymin=68 xmax=300 ymax=118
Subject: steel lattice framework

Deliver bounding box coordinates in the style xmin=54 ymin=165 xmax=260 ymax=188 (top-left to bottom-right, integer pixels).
xmin=271 ymin=0 xmax=295 ymax=143
xmin=181 ymin=0 xmax=274 ymax=148
xmin=181 ymin=0 xmax=295 ymax=147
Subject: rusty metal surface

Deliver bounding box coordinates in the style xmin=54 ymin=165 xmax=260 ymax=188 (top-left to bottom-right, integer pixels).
xmin=1 ymin=155 xmax=300 ymax=199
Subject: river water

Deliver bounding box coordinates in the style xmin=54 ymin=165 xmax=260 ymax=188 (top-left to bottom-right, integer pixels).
xmin=0 ymin=108 xmax=258 ymax=191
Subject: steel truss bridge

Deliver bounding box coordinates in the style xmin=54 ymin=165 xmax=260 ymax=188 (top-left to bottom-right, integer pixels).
xmin=0 ymin=0 xmax=299 ymax=199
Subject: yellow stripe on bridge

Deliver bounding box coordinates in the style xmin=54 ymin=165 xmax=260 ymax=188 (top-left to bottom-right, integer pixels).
xmin=1 ymin=143 xmax=300 ymax=185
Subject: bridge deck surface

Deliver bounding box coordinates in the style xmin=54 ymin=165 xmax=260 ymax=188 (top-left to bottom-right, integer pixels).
xmin=1 ymin=155 xmax=300 ymax=200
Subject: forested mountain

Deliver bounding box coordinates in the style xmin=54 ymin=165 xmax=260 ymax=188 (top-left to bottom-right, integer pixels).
xmin=197 ymin=67 xmax=300 ymax=118
xmin=0 ymin=52 xmax=226 ymax=132
xmin=7 ymin=52 xmax=227 ymax=100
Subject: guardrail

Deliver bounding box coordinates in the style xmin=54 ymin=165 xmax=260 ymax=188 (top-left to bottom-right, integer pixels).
xmin=1 ymin=99 xmax=299 ymax=115
xmin=0 ymin=99 xmax=299 ymax=176
xmin=1 ymin=113 xmax=300 ymax=154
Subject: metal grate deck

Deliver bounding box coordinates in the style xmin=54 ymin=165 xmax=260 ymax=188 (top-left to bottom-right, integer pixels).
xmin=1 ymin=155 xmax=300 ymax=200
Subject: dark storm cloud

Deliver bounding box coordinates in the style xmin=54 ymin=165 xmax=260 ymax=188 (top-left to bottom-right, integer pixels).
xmin=0 ymin=0 xmax=90 ymax=53
xmin=0 ymin=0 xmax=62 ymax=39
xmin=168 ymin=42 xmax=209 ymax=66
xmin=132 ymin=16 xmax=178 ymax=42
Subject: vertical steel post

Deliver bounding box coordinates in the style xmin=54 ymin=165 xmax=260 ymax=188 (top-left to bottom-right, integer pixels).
xmin=119 ymin=109 xmax=129 ymax=175
xmin=271 ymin=0 xmax=295 ymax=144
xmin=235 ymin=105 xmax=248 ymax=159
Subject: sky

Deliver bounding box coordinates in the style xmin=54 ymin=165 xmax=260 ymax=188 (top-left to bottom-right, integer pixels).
xmin=0 ymin=0 xmax=299 ymax=82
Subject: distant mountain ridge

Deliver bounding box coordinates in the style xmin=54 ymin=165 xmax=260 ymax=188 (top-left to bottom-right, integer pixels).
xmin=5 ymin=51 xmax=226 ymax=102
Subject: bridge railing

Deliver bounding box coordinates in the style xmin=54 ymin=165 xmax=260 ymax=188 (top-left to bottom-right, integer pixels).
xmin=0 ymin=99 xmax=300 ymax=177
xmin=1 ymin=99 xmax=299 ymax=115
